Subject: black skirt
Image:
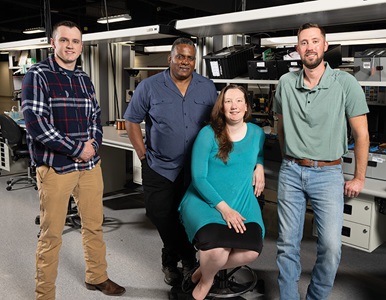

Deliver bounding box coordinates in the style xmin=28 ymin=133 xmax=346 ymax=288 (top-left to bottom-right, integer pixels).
xmin=193 ymin=223 xmax=263 ymax=254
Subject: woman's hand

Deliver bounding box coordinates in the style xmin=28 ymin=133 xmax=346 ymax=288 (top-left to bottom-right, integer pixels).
xmin=253 ymin=164 xmax=265 ymax=197
xmin=216 ymin=201 xmax=246 ymax=233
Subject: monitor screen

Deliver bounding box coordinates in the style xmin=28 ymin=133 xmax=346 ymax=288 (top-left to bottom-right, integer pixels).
xmin=13 ymin=76 xmax=23 ymax=91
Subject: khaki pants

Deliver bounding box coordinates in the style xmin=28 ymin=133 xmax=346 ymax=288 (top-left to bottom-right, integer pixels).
xmin=35 ymin=161 xmax=108 ymax=300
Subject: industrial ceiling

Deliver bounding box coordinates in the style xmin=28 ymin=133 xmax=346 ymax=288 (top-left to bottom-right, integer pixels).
xmin=0 ymin=0 xmax=386 ymax=46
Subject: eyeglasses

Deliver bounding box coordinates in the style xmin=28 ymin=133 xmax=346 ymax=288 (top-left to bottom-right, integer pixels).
xmin=174 ymin=54 xmax=196 ymax=62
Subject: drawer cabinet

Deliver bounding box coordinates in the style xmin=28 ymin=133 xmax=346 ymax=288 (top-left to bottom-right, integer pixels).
xmin=0 ymin=139 xmax=10 ymax=171
xmin=342 ymin=195 xmax=386 ymax=252
xmin=344 ymin=196 xmax=372 ymax=225
xmin=0 ymin=137 xmax=29 ymax=174
xmin=343 ymin=151 xmax=386 ymax=181
xmin=341 ymin=220 xmax=370 ymax=250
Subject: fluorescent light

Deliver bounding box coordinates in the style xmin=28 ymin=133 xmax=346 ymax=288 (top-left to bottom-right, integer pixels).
xmin=144 ymin=45 xmax=172 ymax=53
xmin=23 ymin=27 xmax=46 ymax=34
xmin=0 ymin=37 xmax=50 ymax=51
xmin=97 ymin=14 xmax=132 ymax=24
xmin=261 ymin=29 xmax=386 ymax=48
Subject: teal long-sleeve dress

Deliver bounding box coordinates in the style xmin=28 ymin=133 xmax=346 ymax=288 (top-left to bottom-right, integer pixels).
xmin=179 ymin=122 xmax=265 ymax=246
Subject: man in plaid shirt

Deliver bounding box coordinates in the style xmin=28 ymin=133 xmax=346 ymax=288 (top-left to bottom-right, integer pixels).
xmin=22 ymin=21 xmax=125 ymax=299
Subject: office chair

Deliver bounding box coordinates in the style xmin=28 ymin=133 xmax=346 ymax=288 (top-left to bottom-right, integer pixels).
xmin=35 ymin=196 xmax=81 ymax=238
xmin=0 ymin=113 xmax=37 ymax=191
xmin=35 ymin=196 xmax=108 ymax=238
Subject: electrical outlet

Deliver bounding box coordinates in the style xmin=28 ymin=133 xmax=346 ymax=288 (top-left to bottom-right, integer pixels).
xmin=126 ymin=90 xmax=133 ymax=102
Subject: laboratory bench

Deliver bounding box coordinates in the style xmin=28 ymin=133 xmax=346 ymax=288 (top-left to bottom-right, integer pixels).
xmin=100 ymin=125 xmax=141 ymax=194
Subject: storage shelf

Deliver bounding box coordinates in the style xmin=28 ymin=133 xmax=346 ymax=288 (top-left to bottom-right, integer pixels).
xmin=358 ymin=81 xmax=386 ymax=87
xmin=211 ymin=77 xmax=278 ymax=85
xmin=211 ymin=77 xmax=386 ymax=88
xmin=124 ymin=67 xmax=168 ymax=71
xmin=124 ymin=67 xmax=167 ymax=77
xmin=175 ymin=1 xmax=386 ymax=38
xmin=367 ymin=103 xmax=386 ymax=106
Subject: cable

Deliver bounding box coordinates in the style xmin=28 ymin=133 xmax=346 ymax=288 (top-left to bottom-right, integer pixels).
xmin=44 ymin=0 xmax=52 ymax=40
xmin=102 ymin=0 xmax=120 ymax=119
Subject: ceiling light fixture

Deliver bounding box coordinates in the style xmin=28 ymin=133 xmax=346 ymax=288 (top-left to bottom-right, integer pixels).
xmin=97 ymin=14 xmax=132 ymax=24
xmin=23 ymin=27 xmax=46 ymax=34
xmin=260 ymin=29 xmax=386 ymax=47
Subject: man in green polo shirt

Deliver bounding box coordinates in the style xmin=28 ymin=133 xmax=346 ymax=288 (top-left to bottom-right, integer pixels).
xmin=273 ymin=22 xmax=369 ymax=300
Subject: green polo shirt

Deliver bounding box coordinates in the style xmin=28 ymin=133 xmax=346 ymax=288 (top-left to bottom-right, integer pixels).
xmin=273 ymin=63 xmax=369 ymax=161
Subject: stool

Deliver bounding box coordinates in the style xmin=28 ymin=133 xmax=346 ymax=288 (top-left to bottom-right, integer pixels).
xmin=208 ymin=266 xmax=264 ymax=298
xmin=169 ymin=266 xmax=264 ymax=299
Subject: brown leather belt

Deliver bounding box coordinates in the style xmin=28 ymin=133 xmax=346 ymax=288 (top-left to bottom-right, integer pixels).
xmin=285 ymin=155 xmax=341 ymax=167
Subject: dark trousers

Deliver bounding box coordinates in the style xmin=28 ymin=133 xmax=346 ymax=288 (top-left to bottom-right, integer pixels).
xmin=141 ymin=159 xmax=196 ymax=267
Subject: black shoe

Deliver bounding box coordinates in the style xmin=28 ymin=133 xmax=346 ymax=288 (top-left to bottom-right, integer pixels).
xmin=182 ymin=258 xmax=198 ymax=278
xmin=182 ymin=265 xmax=193 ymax=278
xmin=162 ymin=265 xmax=182 ymax=286
xmin=181 ymin=265 xmax=199 ymax=293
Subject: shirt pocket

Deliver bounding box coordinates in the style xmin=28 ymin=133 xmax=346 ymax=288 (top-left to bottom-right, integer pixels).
xmin=150 ymin=98 xmax=174 ymax=120
xmin=192 ymin=98 xmax=213 ymax=125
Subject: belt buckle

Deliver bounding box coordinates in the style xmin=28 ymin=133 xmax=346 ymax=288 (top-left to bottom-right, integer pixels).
xmin=309 ymin=159 xmax=315 ymax=167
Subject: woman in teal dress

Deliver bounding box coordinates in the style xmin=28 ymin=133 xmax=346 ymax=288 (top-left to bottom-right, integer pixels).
xmin=178 ymin=84 xmax=265 ymax=300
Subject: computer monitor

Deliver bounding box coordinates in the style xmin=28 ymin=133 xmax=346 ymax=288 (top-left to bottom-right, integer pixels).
xmin=324 ymin=44 xmax=342 ymax=69
xmin=13 ymin=76 xmax=23 ymax=91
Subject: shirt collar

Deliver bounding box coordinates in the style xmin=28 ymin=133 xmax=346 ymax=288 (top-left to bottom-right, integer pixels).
xmin=296 ymin=62 xmax=332 ymax=90
xmin=160 ymin=68 xmax=200 ymax=96
xmin=48 ymin=54 xmax=81 ymax=76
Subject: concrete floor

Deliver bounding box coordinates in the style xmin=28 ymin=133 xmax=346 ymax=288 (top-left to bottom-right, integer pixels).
xmin=1 ymin=171 xmax=385 ymax=300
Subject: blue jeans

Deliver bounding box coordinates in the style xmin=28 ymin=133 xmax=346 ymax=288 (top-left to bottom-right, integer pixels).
xmin=276 ymin=158 xmax=344 ymax=300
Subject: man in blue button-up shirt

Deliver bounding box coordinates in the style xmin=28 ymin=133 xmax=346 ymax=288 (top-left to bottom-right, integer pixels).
xmin=124 ymin=37 xmax=217 ymax=286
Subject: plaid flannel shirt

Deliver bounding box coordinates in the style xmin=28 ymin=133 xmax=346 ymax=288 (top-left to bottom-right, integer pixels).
xmin=21 ymin=54 xmax=103 ymax=174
